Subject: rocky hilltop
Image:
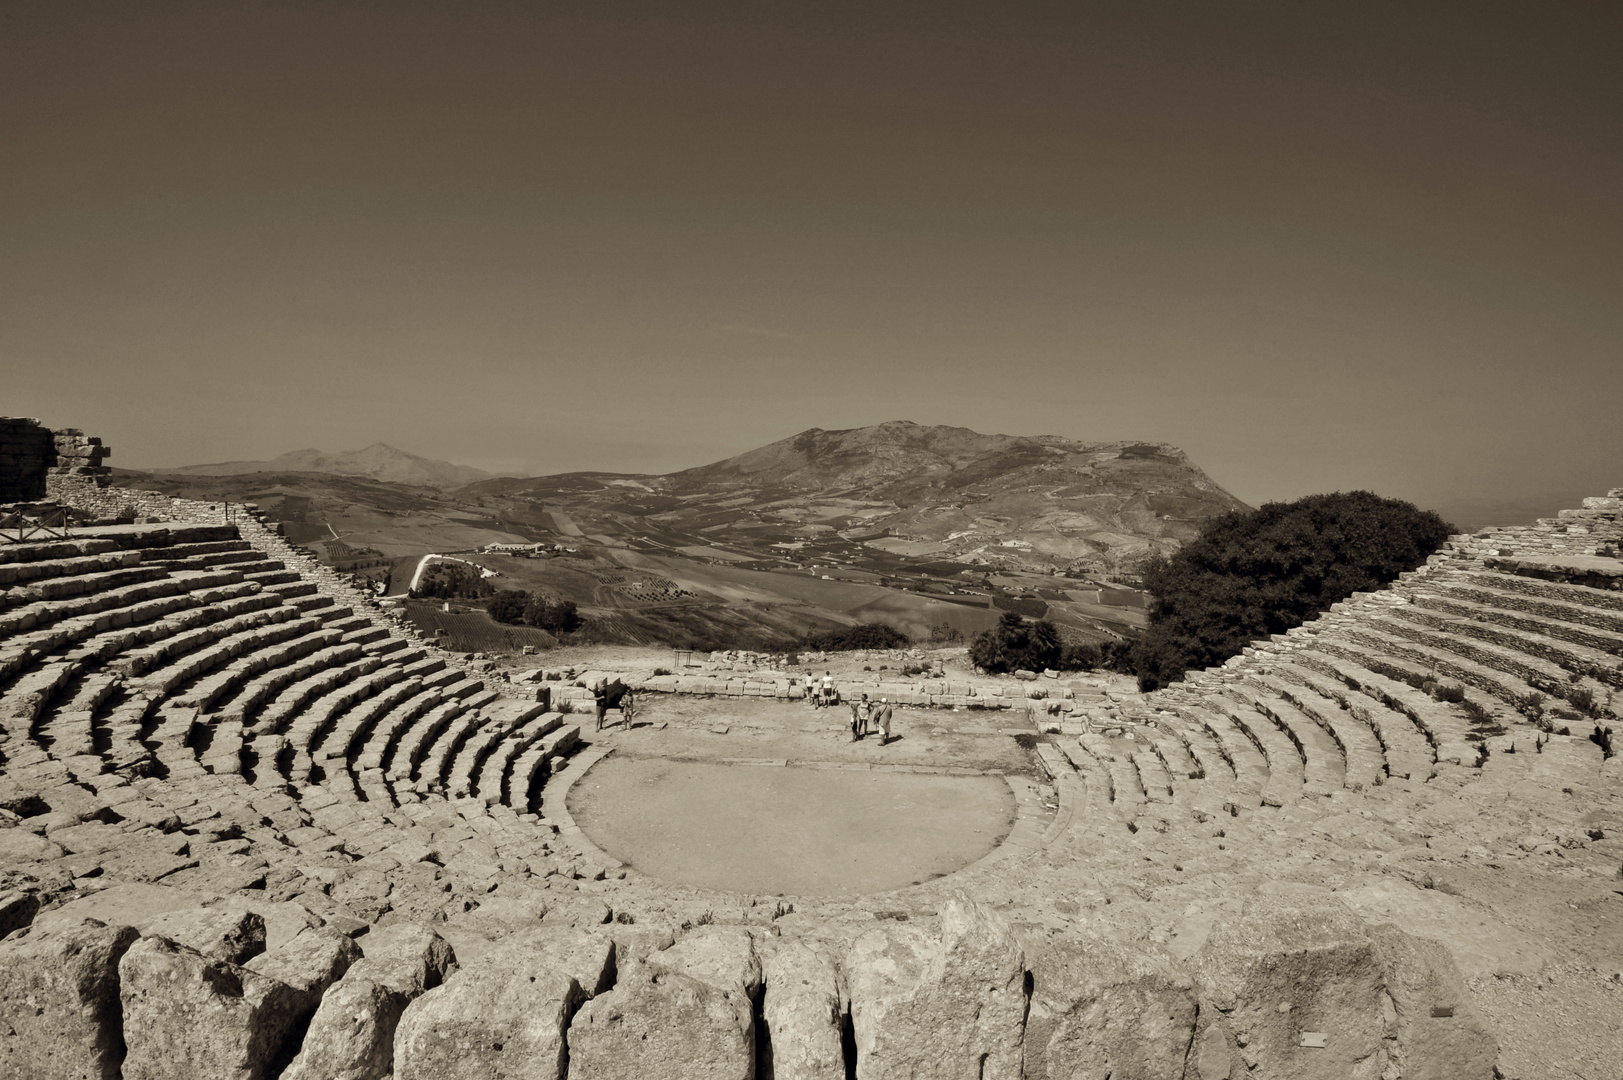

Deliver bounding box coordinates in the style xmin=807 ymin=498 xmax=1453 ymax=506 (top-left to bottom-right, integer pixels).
xmin=474 ymin=421 xmax=1249 ymax=576
xmin=157 ymin=444 xmax=496 ymax=491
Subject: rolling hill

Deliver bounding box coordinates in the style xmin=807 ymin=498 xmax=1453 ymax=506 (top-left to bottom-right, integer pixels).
xmin=116 ymin=422 xmax=1250 ymax=651
xmin=464 ymin=420 xmax=1249 ymax=576
xmin=154 ymin=443 xmax=497 ymax=490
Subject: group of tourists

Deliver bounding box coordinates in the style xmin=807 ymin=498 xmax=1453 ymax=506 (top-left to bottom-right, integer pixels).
xmin=849 ymin=693 xmax=893 ymax=745
xmin=591 ymin=677 xmax=633 ymax=732
xmin=809 ymin=670 xmax=838 ymax=708
xmin=806 ymin=671 xmax=894 ymax=744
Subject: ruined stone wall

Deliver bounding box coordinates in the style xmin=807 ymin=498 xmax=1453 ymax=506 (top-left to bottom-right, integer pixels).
xmin=45 ymin=482 xmax=178 ymax=522
xmin=0 ymin=417 xmax=56 ymax=502
xmin=1 ymin=419 xmax=118 ymax=507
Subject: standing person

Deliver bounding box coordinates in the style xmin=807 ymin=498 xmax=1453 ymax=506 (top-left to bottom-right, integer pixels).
xmin=592 ymin=677 xmax=609 ymax=732
xmin=856 ymin=693 xmax=872 ymax=738
xmin=821 ymin=670 xmax=834 ymax=708
xmin=876 ymin=698 xmax=893 ymax=745
xmin=848 ymin=696 xmax=862 ymax=741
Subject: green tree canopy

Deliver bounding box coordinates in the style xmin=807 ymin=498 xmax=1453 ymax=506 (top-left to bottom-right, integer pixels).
xmin=1129 ymin=491 xmax=1453 ymax=691
xmin=487 ymin=589 xmax=528 ymax=624
xmin=970 ymin=612 xmax=1062 ymax=674
xmin=802 ymin=623 xmax=911 ymax=651
xmin=524 ymin=595 xmax=581 ymax=633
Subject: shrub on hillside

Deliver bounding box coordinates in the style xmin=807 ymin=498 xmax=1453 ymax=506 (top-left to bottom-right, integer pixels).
xmin=970 ymin=613 xmax=1061 ymax=674
xmin=412 ymin=560 xmax=493 ymax=601
xmin=1129 ymin=491 xmax=1454 ymax=691
xmin=487 ymin=589 xmax=529 ymax=624
xmin=802 ymin=623 xmax=911 ymax=651
xmin=524 ymin=595 xmax=582 ymax=634
xmin=1059 ymin=641 xmax=1102 ymax=671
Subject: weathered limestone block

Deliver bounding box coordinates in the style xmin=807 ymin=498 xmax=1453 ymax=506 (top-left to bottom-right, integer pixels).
xmin=282 ymin=977 xmax=406 ymax=1080
xmin=1368 ymin=924 xmax=1497 ymax=1080
xmin=1024 ymin=932 xmax=1197 ymax=1080
xmin=352 ymin=921 xmax=459 ymax=994
xmin=245 ymin=926 xmax=362 ymax=1010
xmin=282 ymin=923 xmax=455 ymax=1080
xmin=1191 ymin=903 xmax=1388 ymax=1080
xmin=0 ymin=827 xmax=66 ymax=863
xmin=0 ymin=888 xmax=40 ymax=938
xmin=540 ymin=895 xmax=612 ymax=928
xmin=143 ymin=905 xmax=267 ymax=964
xmin=568 ymin=959 xmax=756 ymax=1080
xmin=119 ymin=934 xmax=306 ymax=1080
xmin=648 ymin=924 xmax=762 ymax=1000
xmin=761 ymin=938 xmax=846 ymax=1080
xmin=394 ymin=966 xmax=582 ymax=1080
xmin=473 ymin=924 xmax=616 ymax=996
xmin=0 ymin=919 xmax=139 ymax=1080
xmin=607 ymin=921 xmax=677 ymax=963
xmin=846 ymin=896 xmax=1027 ymax=1080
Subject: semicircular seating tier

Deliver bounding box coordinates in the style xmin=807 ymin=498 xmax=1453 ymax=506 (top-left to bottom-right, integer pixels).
xmin=0 ymin=509 xmax=585 ymax=900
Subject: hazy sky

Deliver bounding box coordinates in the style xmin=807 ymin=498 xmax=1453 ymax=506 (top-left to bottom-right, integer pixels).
xmin=4 ymin=2 xmax=1620 ymax=524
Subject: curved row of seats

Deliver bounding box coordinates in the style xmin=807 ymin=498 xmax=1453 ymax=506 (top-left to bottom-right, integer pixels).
xmin=1044 ymin=493 xmax=1622 ymax=842
xmin=0 ymin=513 xmax=586 ymax=897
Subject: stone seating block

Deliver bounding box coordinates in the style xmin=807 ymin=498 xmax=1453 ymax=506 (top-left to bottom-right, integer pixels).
xmin=0 ymin=919 xmax=140 ymax=1080
xmin=119 ymin=934 xmax=308 ymax=1080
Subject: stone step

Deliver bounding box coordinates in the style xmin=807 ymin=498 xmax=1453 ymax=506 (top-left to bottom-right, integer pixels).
xmin=310 ymin=676 xmax=428 ymax=778
xmin=0 ymin=548 xmax=142 ymax=588
xmin=1210 ymin=689 xmax=1308 ymax=800
xmin=413 ymin=708 xmax=493 ymax=791
xmin=254 ymin=653 xmax=388 ymax=737
xmin=173 ymin=622 xmax=335 ymax=712
xmin=218 ymin=639 xmax=360 ymax=724
xmin=1385 ymin=605 xmax=1622 ymax=690
xmin=0 ymin=565 xmax=170 ymax=610
xmin=477 ymin=711 xmax=563 ymax=806
xmin=448 ymin=700 xmax=551 ymax=800
xmin=1249 ymin=667 xmax=1388 ymax=790
xmin=1285 ymin=647 xmax=1440 ymax=781
xmin=1413 ymin=585 xmax=1623 ymax=650
xmin=1226 ymin=679 xmax=1346 ymax=794
xmin=384 ymin=698 xmax=471 ymax=783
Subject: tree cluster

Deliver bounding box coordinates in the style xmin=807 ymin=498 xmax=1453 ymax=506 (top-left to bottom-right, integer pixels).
xmin=486 ymin=589 xmax=582 ymax=633
xmin=411 ymin=561 xmax=492 ymax=601
xmin=969 ymin=613 xmax=1100 ymax=674
xmin=1127 ymin=491 xmax=1453 ymax=691
xmin=801 ymin=622 xmax=911 ymax=651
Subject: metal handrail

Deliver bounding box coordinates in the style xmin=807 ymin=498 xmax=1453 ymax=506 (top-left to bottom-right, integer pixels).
xmin=0 ymin=506 xmax=72 ymax=544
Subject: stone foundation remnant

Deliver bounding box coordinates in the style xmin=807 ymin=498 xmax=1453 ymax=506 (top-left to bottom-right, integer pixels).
xmin=0 ymin=416 xmax=114 ymax=506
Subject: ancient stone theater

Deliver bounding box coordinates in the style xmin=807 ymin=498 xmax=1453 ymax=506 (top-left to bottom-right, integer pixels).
xmin=2 ymin=417 xmax=1620 ymax=1079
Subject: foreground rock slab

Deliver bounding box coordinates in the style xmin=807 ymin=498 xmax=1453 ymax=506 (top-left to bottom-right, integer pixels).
xmin=847 ymin=896 xmax=1028 ymax=1080
xmin=568 ymin=959 xmax=756 ymax=1080
xmin=473 ymin=924 xmax=617 ymax=996
xmin=394 ymin=966 xmax=583 ymax=1080
xmin=1369 ymin=924 xmax=1498 ymax=1080
xmin=1025 ymin=931 xmax=1197 ymax=1080
xmin=282 ymin=922 xmax=457 ymax=1080
xmin=0 ymin=919 xmax=138 ymax=1080
xmin=119 ymin=934 xmax=306 ymax=1080
xmin=1191 ymin=903 xmax=1388 ymax=1080
xmin=761 ymin=938 xmax=846 ymax=1080
xmin=648 ymin=924 xmax=762 ymax=1001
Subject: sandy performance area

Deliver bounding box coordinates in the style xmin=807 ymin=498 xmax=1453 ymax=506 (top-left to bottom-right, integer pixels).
xmin=567 ymin=755 xmax=1016 ymax=896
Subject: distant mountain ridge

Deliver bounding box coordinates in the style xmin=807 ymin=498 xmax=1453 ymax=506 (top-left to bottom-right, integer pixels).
xmin=463 ymin=420 xmax=1250 ymax=575
xmin=157 ymin=443 xmax=497 ymax=489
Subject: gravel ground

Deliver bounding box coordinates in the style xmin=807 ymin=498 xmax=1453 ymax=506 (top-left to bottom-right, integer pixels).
xmin=1467 ymin=963 xmax=1623 ymax=1080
